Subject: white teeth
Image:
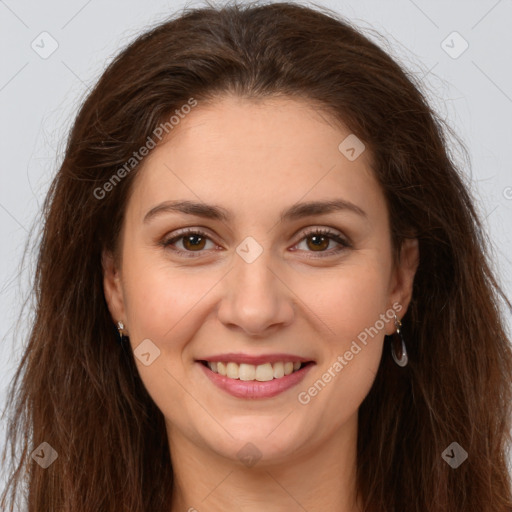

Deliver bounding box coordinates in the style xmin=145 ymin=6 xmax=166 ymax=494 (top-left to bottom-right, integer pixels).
xmin=217 ymin=361 xmax=227 ymax=376
xmin=239 ymin=363 xmax=256 ymax=381
xmin=273 ymin=361 xmax=284 ymax=379
xmin=226 ymin=362 xmax=239 ymax=379
xmin=255 ymin=363 xmax=274 ymax=381
xmin=205 ymin=360 xmax=305 ymax=381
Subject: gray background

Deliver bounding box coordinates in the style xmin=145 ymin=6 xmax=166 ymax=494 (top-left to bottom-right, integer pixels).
xmin=1 ymin=0 xmax=511 ymax=488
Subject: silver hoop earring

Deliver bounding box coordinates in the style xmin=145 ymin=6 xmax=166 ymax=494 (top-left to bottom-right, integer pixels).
xmin=391 ymin=312 xmax=408 ymax=367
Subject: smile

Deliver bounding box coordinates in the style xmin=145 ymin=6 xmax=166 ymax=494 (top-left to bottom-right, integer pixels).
xmin=197 ymin=359 xmax=315 ymax=399
xmin=202 ymin=360 xmax=303 ymax=381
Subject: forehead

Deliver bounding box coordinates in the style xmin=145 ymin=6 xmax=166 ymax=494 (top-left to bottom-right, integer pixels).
xmin=126 ymin=95 xmax=384 ymax=226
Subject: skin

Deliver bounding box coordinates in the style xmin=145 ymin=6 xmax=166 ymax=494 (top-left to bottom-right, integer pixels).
xmin=103 ymin=95 xmax=419 ymax=512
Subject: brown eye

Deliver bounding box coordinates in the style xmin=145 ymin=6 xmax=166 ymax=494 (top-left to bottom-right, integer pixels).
xmin=305 ymin=233 xmax=331 ymax=252
xmin=161 ymin=229 xmax=216 ymax=257
xmin=293 ymin=228 xmax=350 ymax=257
xmin=181 ymin=233 xmax=207 ymax=251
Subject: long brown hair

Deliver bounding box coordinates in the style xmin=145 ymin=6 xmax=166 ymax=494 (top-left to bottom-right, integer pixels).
xmin=2 ymin=2 xmax=511 ymax=510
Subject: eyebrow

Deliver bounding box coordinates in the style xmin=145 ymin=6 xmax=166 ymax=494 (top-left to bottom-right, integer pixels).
xmin=143 ymin=198 xmax=368 ymax=224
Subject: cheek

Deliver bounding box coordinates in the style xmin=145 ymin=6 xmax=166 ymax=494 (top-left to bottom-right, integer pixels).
xmin=300 ymin=257 xmax=391 ymax=344
xmin=121 ymin=250 xmax=223 ymax=353
xmin=295 ymin=258 xmax=390 ymax=420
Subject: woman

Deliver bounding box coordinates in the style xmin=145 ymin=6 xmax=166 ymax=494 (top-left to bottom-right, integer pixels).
xmin=1 ymin=2 xmax=511 ymax=511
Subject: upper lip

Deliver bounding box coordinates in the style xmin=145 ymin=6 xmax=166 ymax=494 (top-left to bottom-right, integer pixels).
xmin=198 ymin=353 xmax=315 ymax=365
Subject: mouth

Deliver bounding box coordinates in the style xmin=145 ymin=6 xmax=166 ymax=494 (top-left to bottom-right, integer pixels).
xmin=198 ymin=360 xmax=312 ymax=381
xmin=196 ymin=358 xmax=316 ymax=399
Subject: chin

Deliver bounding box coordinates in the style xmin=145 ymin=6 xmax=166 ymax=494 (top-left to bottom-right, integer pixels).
xmin=201 ymin=416 xmax=311 ymax=465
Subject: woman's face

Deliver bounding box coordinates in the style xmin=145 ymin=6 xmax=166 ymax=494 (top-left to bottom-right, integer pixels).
xmin=103 ymin=95 xmax=418 ymax=465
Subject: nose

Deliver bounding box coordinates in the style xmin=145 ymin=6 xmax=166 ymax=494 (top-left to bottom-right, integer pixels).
xmin=216 ymin=249 xmax=295 ymax=337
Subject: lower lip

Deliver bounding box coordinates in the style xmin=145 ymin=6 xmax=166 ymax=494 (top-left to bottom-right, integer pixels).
xmin=197 ymin=361 xmax=315 ymax=399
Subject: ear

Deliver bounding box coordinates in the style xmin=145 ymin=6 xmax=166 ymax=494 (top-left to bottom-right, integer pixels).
xmin=385 ymin=238 xmax=419 ymax=335
xmin=102 ymin=249 xmax=126 ymax=326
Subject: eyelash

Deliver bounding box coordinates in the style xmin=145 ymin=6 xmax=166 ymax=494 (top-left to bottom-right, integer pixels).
xmin=160 ymin=227 xmax=351 ymax=259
